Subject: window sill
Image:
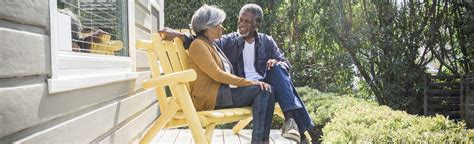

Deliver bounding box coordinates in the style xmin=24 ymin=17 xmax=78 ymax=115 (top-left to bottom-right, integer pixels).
xmin=48 ymin=72 xmax=138 ymax=94
xmin=48 ymin=51 xmax=137 ymax=94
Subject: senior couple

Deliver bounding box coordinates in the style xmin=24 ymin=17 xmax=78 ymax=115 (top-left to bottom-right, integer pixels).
xmin=161 ymin=4 xmax=320 ymax=144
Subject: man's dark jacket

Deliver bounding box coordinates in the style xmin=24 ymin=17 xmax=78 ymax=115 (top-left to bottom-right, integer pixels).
xmin=184 ymin=32 xmax=290 ymax=78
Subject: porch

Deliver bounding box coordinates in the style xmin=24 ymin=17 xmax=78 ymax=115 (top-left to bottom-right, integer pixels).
xmin=150 ymin=129 xmax=296 ymax=144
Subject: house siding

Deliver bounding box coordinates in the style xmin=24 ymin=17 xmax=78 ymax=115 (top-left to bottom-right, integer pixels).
xmin=0 ymin=22 xmax=49 ymax=79
xmin=0 ymin=0 xmax=163 ymax=143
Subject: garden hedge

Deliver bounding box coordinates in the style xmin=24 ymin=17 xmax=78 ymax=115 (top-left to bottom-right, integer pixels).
xmin=297 ymin=87 xmax=474 ymax=143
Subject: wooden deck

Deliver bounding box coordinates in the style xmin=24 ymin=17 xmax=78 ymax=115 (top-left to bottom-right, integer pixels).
xmin=150 ymin=129 xmax=296 ymax=144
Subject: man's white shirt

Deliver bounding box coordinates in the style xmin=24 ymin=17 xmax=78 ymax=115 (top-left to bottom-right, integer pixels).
xmin=243 ymin=41 xmax=263 ymax=80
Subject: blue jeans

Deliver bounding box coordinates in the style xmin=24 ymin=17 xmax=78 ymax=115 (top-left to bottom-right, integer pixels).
xmin=215 ymin=85 xmax=275 ymax=143
xmin=263 ymin=64 xmax=315 ymax=134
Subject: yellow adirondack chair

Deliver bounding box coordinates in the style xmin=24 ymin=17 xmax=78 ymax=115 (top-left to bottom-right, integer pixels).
xmin=136 ymin=33 xmax=285 ymax=144
xmin=91 ymin=34 xmax=123 ymax=55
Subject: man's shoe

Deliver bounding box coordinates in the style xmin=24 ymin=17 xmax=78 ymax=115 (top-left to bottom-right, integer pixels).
xmin=281 ymin=118 xmax=300 ymax=143
xmin=307 ymin=125 xmax=323 ymax=144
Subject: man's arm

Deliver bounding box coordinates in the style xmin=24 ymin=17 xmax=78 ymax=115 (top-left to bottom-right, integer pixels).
xmin=266 ymin=36 xmax=291 ymax=70
xmin=213 ymin=33 xmax=233 ymax=51
xmin=159 ymin=27 xmax=232 ymax=50
xmin=158 ymin=27 xmax=195 ymax=49
xmin=189 ymin=40 xmax=254 ymax=87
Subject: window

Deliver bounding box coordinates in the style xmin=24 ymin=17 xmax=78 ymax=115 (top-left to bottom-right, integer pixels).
xmin=48 ymin=0 xmax=137 ymax=94
xmin=57 ymin=0 xmax=129 ymax=56
xmin=151 ymin=7 xmax=160 ymax=33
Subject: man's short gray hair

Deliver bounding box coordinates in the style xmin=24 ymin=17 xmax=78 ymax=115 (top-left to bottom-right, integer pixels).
xmin=239 ymin=4 xmax=263 ymax=23
xmin=191 ymin=5 xmax=226 ymax=33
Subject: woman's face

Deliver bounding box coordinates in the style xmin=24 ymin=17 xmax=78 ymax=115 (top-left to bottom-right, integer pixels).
xmin=206 ymin=23 xmax=223 ymax=40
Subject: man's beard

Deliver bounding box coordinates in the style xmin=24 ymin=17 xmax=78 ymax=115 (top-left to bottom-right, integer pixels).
xmin=238 ymin=29 xmax=249 ymax=37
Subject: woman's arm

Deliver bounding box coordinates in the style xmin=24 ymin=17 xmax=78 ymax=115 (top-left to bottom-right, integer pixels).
xmin=188 ymin=39 xmax=253 ymax=87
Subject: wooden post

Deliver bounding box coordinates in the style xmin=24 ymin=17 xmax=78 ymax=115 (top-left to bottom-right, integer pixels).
xmin=461 ymin=75 xmax=465 ymax=119
xmin=424 ymin=74 xmax=429 ymax=115
xmin=466 ymin=75 xmax=474 ymax=128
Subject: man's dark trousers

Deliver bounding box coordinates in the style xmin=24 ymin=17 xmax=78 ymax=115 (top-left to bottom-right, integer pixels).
xmin=263 ymin=64 xmax=315 ymax=134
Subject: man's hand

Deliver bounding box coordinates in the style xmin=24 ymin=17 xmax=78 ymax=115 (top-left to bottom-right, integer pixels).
xmin=158 ymin=27 xmax=184 ymax=41
xmin=266 ymin=59 xmax=279 ymax=70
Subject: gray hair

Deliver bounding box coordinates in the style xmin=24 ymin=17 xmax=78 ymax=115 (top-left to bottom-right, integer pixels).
xmin=191 ymin=5 xmax=226 ymax=33
xmin=239 ymin=4 xmax=263 ymax=23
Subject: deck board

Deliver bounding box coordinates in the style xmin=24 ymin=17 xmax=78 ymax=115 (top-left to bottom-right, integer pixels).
xmin=150 ymin=128 xmax=166 ymax=142
xmin=269 ymin=129 xmax=296 ymax=144
xmin=236 ymin=130 xmax=252 ymax=144
xmin=222 ymin=129 xmax=241 ymax=144
xmin=174 ymin=129 xmax=192 ymax=144
xmin=212 ymin=129 xmax=224 ymax=144
xmin=155 ymin=128 xmax=180 ymax=143
xmin=149 ymin=129 xmax=294 ymax=144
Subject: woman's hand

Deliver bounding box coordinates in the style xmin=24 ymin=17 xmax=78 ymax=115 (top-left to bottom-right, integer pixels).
xmin=253 ymin=81 xmax=272 ymax=92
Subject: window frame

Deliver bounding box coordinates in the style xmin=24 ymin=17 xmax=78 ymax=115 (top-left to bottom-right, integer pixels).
xmin=48 ymin=0 xmax=137 ymax=94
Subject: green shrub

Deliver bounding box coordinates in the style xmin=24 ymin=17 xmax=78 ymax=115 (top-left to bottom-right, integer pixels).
xmin=217 ymin=87 xmax=473 ymax=143
xmin=296 ymin=86 xmax=474 ymax=143
xmin=296 ymin=86 xmax=344 ymax=125
xmin=322 ymin=100 xmax=474 ymax=142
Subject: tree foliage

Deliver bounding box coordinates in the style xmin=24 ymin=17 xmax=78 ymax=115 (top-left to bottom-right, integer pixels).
xmin=164 ymin=0 xmax=248 ymax=34
xmin=164 ymin=0 xmax=473 ymax=113
xmin=311 ymin=0 xmax=473 ymax=113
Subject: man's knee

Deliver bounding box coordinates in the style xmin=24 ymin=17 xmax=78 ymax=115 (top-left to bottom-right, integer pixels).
xmin=269 ymin=63 xmax=285 ymax=71
xmin=266 ymin=64 xmax=291 ymax=84
xmin=268 ymin=63 xmax=289 ymax=76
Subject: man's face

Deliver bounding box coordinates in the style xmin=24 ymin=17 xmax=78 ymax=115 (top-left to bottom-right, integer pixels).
xmin=238 ymin=12 xmax=257 ymax=37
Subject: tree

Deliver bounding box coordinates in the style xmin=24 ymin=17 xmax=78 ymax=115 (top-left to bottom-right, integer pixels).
xmin=164 ymin=0 xmax=473 ymax=113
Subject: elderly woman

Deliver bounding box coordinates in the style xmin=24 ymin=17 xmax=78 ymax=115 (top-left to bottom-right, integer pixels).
xmin=187 ymin=5 xmax=275 ymax=144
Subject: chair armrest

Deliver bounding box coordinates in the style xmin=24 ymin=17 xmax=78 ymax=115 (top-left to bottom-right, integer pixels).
xmin=136 ymin=33 xmax=162 ymax=50
xmin=143 ymin=69 xmax=196 ymax=89
xmin=136 ymin=39 xmax=153 ymax=51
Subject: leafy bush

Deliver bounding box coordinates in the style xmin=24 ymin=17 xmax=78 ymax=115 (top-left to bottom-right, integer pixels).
xmin=296 ymin=87 xmax=474 ymax=143
xmin=297 ymin=86 xmax=339 ymax=125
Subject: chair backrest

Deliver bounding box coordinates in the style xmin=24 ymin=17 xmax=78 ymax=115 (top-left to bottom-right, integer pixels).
xmin=154 ymin=34 xmax=191 ymax=91
xmin=137 ymin=33 xmax=190 ymax=111
xmin=153 ymin=37 xmax=188 ymax=74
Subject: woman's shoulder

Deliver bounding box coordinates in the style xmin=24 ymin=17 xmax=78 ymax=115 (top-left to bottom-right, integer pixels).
xmin=189 ymin=38 xmax=212 ymax=56
xmin=189 ymin=37 xmax=209 ymax=49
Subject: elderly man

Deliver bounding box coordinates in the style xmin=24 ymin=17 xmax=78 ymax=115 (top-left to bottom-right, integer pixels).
xmin=161 ymin=3 xmax=319 ymax=143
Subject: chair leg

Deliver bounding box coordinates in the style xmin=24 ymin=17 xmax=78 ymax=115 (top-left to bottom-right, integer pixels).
xmin=172 ymin=84 xmax=209 ymax=144
xmin=232 ymin=118 xmax=252 ymax=134
xmin=140 ymin=102 xmax=179 ymax=144
xmin=205 ymin=123 xmax=216 ymax=142
xmin=186 ymin=118 xmax=208 ymax=144
xmin=304 ymin=131 xmax=312 ymax=141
